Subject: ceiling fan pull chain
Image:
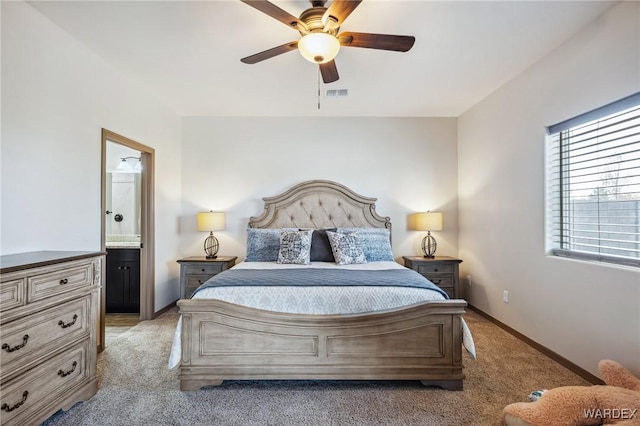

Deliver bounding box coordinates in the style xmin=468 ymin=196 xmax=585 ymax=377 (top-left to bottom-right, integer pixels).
xmin=317 ymin=69 xmax=321 ymax=110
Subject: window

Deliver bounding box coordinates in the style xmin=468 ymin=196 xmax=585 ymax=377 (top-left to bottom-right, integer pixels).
xmin=546 ymin=92 xmax=640 ymax=267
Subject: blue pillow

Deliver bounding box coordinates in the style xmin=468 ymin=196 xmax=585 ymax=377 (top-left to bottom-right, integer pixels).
xmin=245 ymin=228 xmax=296 ymax=261
xmin=336 ymin=228 xmax=394 ymax=262
xmin=309 ymin=228 xmax=336 ymax=262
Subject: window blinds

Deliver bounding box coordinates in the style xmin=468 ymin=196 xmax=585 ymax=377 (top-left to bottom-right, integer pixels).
xmin=546 ymin=93 xmax=640 ymax=267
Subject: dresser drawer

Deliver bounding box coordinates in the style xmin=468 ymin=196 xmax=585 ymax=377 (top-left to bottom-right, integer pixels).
xmin=0 ymin=279 xmax=25 ymax=311
xmin=185 ymin=275 xmax=213 ymax=297
xmin=28 ymin=262 xmax=95 ymax=303
xmin=403 ymin=256 xmax=462 ymax=300
xmin=0 ymin=341 xmax=89 ymax=426
xmin=1 ymin=295 xmax=91 ymax=378
xmin=421 ymin=275 xmax=454 ymax=299
xmin=417 ymin=264 xmax=454 ymax=275
xmin=439 ymin=287 xmax=455 ymax=299
xmin=424 ymin=275 xmax=453 ymax=289
xmin=182 ymin=264 xmax=224 ymax=276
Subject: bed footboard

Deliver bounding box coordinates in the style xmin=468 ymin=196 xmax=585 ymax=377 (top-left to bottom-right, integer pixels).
xmin=177 ymin=299 xmax=467 ymax=391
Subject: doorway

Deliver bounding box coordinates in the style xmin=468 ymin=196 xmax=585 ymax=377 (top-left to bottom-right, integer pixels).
xmin=100 ymin=129 xmax=155 ymax=351
xmin=105 ymin=143 xmax=141 ymax=314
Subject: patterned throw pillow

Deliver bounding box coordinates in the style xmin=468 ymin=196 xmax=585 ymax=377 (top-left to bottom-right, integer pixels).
xmin=246 ymin=228 xmax=296 ymax=262
xmin=326 ymin=231 xmax=367 ymax=265
xmin=277 ymin=230 xmax=313 ymax=264
xmin=336 ymin=228 xmax=394 ymax=261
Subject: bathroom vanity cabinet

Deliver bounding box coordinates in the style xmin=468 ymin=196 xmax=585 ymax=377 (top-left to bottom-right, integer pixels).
xmin=105 ymin=248 xmax=140 ymax=313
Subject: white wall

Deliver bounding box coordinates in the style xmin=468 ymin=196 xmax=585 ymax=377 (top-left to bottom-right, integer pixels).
xmin=181 ymin=117 xmax=458 ymax=262
xmin=1 ymin=1 xmax=183 ymax=311
xmin=458 ymin=1 xmax=640 ymax=376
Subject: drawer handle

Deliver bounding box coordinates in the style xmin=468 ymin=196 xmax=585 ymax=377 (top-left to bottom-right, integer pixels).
xmin=201 ymin=269 xmax=205 ymax=272
xmin=59 ymin=278 xmax=69 ymax=285
xmin=433 ymin=280 xmax=442 ymax=285
xmin=1 ymin=391 xmax=28 ymax=413
xmin=1 ymin=335 xmax=29 ymax=353
xmin=58 ymin=314 xmax=78 ymax=329
xmin=58 ymin=361 xmax=78 ymax=377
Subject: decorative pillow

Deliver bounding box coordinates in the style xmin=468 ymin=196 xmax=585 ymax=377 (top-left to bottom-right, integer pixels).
xmin=308 ymin=228 xmax=336 ymax=262
xmin=245 ymin=228 xmax=296 ymax=262
xmin=278 ymin=230 xmax=313 ymax=265
xmin=336 ymin=227 xmax=394 ymax=262
xmin=326 ymin=231 xmax=367 ymax=265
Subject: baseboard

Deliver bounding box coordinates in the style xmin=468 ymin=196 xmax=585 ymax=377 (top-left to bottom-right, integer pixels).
xmin=154 ymin=300 xmax=177 ymax=318
xmin=468 ymin=305 xmax=604 ymax=385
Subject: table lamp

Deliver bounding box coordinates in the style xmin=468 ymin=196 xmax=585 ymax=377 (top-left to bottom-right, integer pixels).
xmin=197 ymin=211 xmax=225 ymax=258
xmin=415 ymin=211 xmax=443 ymax=258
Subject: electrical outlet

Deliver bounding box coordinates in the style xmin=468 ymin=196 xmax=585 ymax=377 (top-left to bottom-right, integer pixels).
xmin=503 ymin=290 xmax=509 ymax=303
xmin=466 ymin=275 xmax=472 ymax=286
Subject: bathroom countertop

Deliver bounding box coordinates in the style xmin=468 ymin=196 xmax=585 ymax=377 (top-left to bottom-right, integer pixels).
xmin=106 ymin=242 xmax=141 ymax=248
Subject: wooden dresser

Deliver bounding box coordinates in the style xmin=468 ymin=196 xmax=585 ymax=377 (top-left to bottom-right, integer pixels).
xmin=0 ymin=251 xmax=104 ymax=426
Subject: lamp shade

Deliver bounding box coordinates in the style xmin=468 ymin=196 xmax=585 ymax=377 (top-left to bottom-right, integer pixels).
xmin=197 ymin=211 xmax=225 ymax=232
xmin=116 ymin=159 xmax=129 ymax=171
xmin=298 ymin=32 xmax=340 ymax=64
xmin=415 ymin=212 xmax=443 ymax=231
xmin=115 ymin=157 xmax=141 ymax=173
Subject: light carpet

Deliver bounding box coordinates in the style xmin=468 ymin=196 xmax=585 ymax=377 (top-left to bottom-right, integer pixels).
xmin=42 ymin=308 xmax=591 ymax=426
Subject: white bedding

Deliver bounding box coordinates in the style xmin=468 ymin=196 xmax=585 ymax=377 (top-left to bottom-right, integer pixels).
xmin=190 ymin=261 xmax=448 ymax=314
xmin=168 ymin=261 xmax=476 ymax=368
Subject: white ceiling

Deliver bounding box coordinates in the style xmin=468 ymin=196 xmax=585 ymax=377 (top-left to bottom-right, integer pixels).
xmin=28 ymin=0 xmax=616 ymax=117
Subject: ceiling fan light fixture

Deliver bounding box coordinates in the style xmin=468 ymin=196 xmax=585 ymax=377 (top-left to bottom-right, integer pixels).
xmin=298 ymin=32 xmax=340 ymax=64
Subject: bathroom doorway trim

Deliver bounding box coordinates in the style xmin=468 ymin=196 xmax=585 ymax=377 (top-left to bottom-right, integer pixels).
xmin=100 ymin=129 xmax=155 ymax=352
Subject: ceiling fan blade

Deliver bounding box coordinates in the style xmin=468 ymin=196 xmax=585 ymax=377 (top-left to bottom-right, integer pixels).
xmin=241 ymin=0 xmax=307 ymax=31
xmin=241 ymin=41 xmax=299 ymax=64
xmin=323 ymin=0 xmax=362 ymax=31
xmin=338 ymin=32 xmax=415 ymax=52
xmin=319 ymin=60 xmax=339 ymax=84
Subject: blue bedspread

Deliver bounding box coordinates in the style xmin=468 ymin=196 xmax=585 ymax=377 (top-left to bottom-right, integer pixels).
xmin=192 ymin=267 xmax=448 ymax=299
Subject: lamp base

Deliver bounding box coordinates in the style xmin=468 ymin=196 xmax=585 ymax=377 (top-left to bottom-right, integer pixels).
xmin=421 ymin=233 xmax=437 ymax=258
xmin=204 ymin=233 xmax=220 ymax=259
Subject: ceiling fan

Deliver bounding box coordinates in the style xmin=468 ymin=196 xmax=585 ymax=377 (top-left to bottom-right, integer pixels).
xmin=240 ymin=0 xmax=416 ymax=83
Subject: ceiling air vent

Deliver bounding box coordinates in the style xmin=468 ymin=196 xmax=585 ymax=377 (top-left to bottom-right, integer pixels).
xmin=325 ymin=89 xmax=349 ymax=98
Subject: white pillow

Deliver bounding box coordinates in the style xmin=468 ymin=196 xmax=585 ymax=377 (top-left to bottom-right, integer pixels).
xmin=326 ymin=231 xmax=367 ymax=265
xmin=277 ymin=229 xmax=313 ymax=265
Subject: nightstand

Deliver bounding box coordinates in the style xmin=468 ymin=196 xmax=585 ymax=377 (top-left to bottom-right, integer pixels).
xmin=177 ymin=256 xmax=237 ymax=298
xmin=402 ymin=256 xmax=463 ymax=299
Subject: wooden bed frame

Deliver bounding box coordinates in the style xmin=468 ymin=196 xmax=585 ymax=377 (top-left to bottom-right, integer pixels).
xmin=177 ymin=180 xmax=467 ymax=391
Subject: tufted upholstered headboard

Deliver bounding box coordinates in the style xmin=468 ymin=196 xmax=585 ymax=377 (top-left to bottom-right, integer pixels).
xmin=248 ymin=180 xmax=391 ymax=232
